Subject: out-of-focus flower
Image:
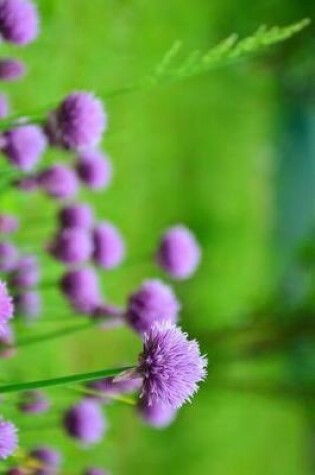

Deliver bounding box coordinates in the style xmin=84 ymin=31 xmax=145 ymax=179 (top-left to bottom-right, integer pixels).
xmin=46 ymin=92 xmax=107 ymax=150
xmin=0 ymin=94 xmax=10 ymax=119
xmin=58 ymin=203 xmax=94 ymax=230
xmin=18 ymin=390 xmax=50 ymax=414
xmin=92 ymin=222 xmax=125 ymax=270
xmin=137 ymin=399 xmax=177 ymax=429
xmin=0 ymin=0 xmax=39 ymax=45
xmin=0 ymin=214 xmax=19 ymax=234
xmin=0 ymin=322 xmax=15 ymax=358
xmin=10 ymin=255 xmax=40 ymax=288
xmin=76 ymin=150 xmax=112 ymax=190
xmin=37 ymin=165 xmax=79 ymax=200
xmin=125 ymin=279 xmax=180 ymax=335
xmin=156 ymin=225 xmax=201 ymax=280
xmin=15 ymin=291 xmax=41 ymax=322
xmin=29 ymin=446 xmax=61 ymax=475
xmin=0 ymin=242 xmax=18 ymax=272
xmin=63 ymin=400 xmax=106 ymax=445
xmin=84 ymin=469 xmax=110 ymax=475
xmin=60 ymin=268 xmax=102 ymax=314
xmin=48 ymin=227 xmax=92 ymax=265
xmin=0 ymin=419 xmax=18 ymax=459
xmin=0 ymin=59 xmax=26 ymax=81
xmin=0 ymin=281 xmax=14 ymax=326
xmin=2 ymin=125 xmax=47 ymax=171
xmin=137 ymin=321 xmax=207 ymax=409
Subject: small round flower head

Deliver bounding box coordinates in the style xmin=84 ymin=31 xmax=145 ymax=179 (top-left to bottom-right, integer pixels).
xmin=46 ymin=92 xmax=107 ymax=150
xmin=10 ymin=255 xmax=40 ymax=289
xmin=138 ymin=399 xmax=177 ymax=429
xmin=76 ymin=150 xmax=113 ymax=190
xmin=18 ymin=391 xmax=50 ymax=414
xmin=0 ymin=419 xmax=18 ymax=459
xmin=0 ymin=281 xmax=14 ymax=326
xmin=0 ymin=94 xmax=10 ymax=119
xmin=0 ymin=323 xmax=15 ymax=358
xmin=3 ymin=126 xmax=47 ymax=171
xmin=30 ymin=446 xmax=61 ymax=475
xmin=48 ymin=227 xmax=92 ymax=265
xmin=38 ymin=165 xmax=79 ymax=200
xmin=60 ymin=268 xmax=101 ymax=314
xmin=0 ymin=214 xmax=19 ymax=234
xmin=0 ymin=59 xmax=26 ymax=82
xmin=15 ymin=291 xmax=41 ymax=322
xmin=0 ymin=0 xmax=39 ymax=45
xmin=137 ymin=321 xmax=207 ymax=409
xmin=0 ymin=242 xmax=18 ymax=272
xmin=84 ymin=469 xmax=110 ymax=475
xmin=92 ymin=222 xmax=125 ymax=270
xmin=58 ymin=203 xmax=94 ymax=229
xmin=63 ymin=399 xmax=106 ymax=445
xmin=88 ymin=376 xmax=141 ymax=404
xmin=126 ymin=279 xmax=180 ymax=335
xmin=156 ymin=225 xmax=201 ymax=280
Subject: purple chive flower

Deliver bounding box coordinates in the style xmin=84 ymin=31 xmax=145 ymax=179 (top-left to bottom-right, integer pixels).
xmin=156 ymin=225 xmax=202 ymax=280
xmin=88 ymin=376 xmax=141 ymax=404
xmin=38 ymin=165 xmax=79 ymax=200
xmin=58 ymin=203 xmax=94 ymax=229
xmin=0 ymin=94 xmax=10 ymax=119
xmin=0 ymin=59 xmax=26 ymax=82
xmin=0 ymin=281 xmax=14 ymax=326
xmin=3 ymin=126 xmax=47 ymax=171
xmin=48 ymin=227 xmax=92 ymax=265
xmin=63 ymin=400 xmax=106 ymax=445
xmin=0 ymin=420 xmax=18 ymax=459
xmin=0 ymin=214 xmax=19 ymax=234
xmin=125 ymin=279 xmax=180 ymax=335
xmin=137 ymin=321 xmax=207 ymax=409
xmin=46 ymin=92 xmax=107 ymax=150
xmin=10 ymin=255 xmax=40 ymax=289
xmin=15 ymin=291 xmax=41 ymax=322
xmin=84 ymin=469 xmax=110 ymax=475
xmin=0 ymin=323 xmax=15 ymax=358
xmin=60 ymin=268 xmax=102 ymax=314
xmin=18 ymin=391 xmax=50 ymax=414
xmin=0 ymin=0 xmax=39 ymax=45
xmin=76 ymin=150 xmax=113 ymax=190
xmin=92 ymin=222 xmax=125 ymax=270
xmin=138 ymin=399 xmax=177 ymax=429
xmin=0 ymin=242 xmax=18 ymax=272
xmin=30 ymin=446 xmax=61 ymax=475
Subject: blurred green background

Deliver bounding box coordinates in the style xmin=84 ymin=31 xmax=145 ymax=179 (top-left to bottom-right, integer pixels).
xmin=0 ymin=0 xmax=314 ymax=474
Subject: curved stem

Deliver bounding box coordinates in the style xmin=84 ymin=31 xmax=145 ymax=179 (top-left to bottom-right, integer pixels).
xmin=0 ymin=366 xmax=135 ymax=394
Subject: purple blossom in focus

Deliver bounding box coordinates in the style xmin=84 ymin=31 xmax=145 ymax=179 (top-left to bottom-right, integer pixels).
xmin=156 ymin=225 xmax=201 ymax=280
xmin=0 ymin=214 xmax=19 ymax=234
xmin=60 ymin=268 xmax=102 ymax=314
xmin=0 ymin=242 xmax=18 ymax=272
xmin=137 ymin=321 xmax=207 ymax=409
xmin=63 ymin=399 xmax=106 ymax=445
xmin=46 ymin=92 xmax=107 ymax=150
xmin=38 ymin=165 xmax=79 ymax=199
xmin=3 ymin=125 xmax=47 ymax=171
xmin=0 ymin=419 xmax=18 ymax=459
xmin=125 ymin=279 xmax=180 ymax=335
xmin=58 ymin=203 xmax=94 ymax=229
xmin=0 ymin=0 xmax=39 ymax=45
xmin=48 ymin=227 xmax=92 ymax=265
xmin=92 ymin=222 xmax=125 ymax=269
xmin=18 ymin=391 xmax=50 ymax=414
xmin=76 ymin=150 xmax=113 ymax=190
xmin=138 ymin=399 xmax=177 ymax=429
xmin=0 ymin=58 xmax=26 ymax=81
xmin=0 ymin=281 xmax=14 ymax=327
xmin=30 ymin=446 xmax=61 ymax=475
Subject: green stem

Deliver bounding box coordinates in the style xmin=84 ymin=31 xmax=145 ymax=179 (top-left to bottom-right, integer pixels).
xmin=0 ymin=366 xmax=135 ymax=394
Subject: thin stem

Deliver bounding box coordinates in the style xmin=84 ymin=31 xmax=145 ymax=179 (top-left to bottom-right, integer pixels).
xmin=0 ymin=366 xmax=135 ymax=394
xmin=68 ymin=385 xmax=136 ymax=406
